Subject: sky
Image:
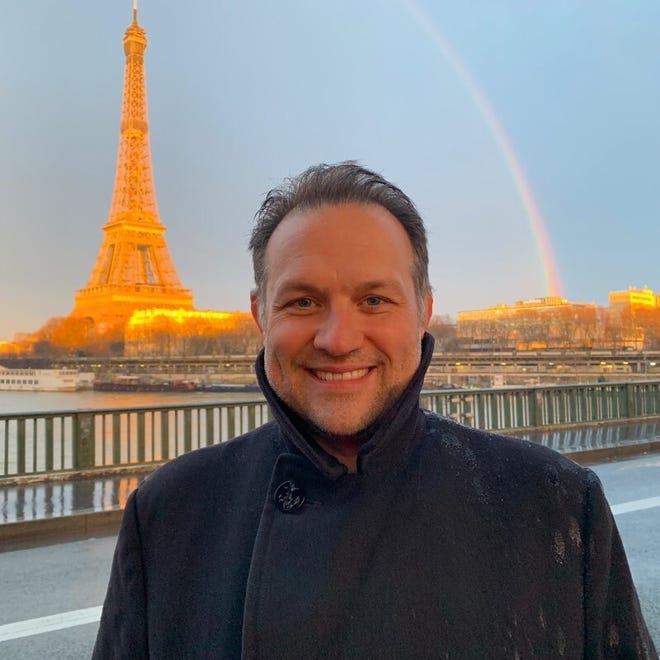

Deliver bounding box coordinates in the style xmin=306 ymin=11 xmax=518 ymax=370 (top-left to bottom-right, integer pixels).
xmin=1 ymin=1 xmax=658 ymax=341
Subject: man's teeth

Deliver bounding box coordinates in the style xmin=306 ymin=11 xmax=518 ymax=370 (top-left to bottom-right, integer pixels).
xmin=313 ymin=368 xmax=369 ymax=381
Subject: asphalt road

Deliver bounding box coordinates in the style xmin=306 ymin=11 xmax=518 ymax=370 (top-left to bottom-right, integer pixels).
xmin=1 ymin=451 xmax=658 ymax=658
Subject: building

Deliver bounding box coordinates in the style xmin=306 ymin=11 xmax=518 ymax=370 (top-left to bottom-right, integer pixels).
xmin=606 ymin=287 xmax=659 ymax=350
xmin=457 ymin=288 xmax=659 ymax=351
xmin=123 ymin=309 xmax=260 ymax=357
xmin=608 ymin=287 xmax=659 ymax=311
xmin=457 ymin=297 xmax=601 ymax=351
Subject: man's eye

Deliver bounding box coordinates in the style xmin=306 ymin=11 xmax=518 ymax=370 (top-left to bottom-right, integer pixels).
xmin=294 ymin=298 xmax=313 ymax=308
xmin=364 ymin=296 xmax=383 ymax=306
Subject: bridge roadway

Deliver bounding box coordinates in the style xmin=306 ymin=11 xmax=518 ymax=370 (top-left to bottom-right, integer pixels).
xmin=0 ymin=452 xmax=659 ymax=658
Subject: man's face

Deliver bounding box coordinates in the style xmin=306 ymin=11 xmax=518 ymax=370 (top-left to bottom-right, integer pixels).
xmin=251 ymin=202 xmax=432 ymax=437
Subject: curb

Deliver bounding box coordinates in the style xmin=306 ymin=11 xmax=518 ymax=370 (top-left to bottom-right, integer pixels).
xmin=0 ymin=509 xmax=123 ymax=553
xmin=565 ymin=440 xmax=660 ymax=465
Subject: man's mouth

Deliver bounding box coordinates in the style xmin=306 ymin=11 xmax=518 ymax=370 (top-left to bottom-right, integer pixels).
xmin=311 ymin=368 xmax=370 ymax=382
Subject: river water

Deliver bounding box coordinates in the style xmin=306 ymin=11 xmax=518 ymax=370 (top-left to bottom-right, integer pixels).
xmin=0 ymin=389 xmax=265 ymax=415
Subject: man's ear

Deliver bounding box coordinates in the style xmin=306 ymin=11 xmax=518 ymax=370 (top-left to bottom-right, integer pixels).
xmin=250 ymin=289 xmax=265 ymax=336
xmin=421 ymin=292 xmax=433 ymax=335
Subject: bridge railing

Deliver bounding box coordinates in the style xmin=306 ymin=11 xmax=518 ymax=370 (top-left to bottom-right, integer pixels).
xmin=421 ymin=380 xmax=659 ymax=430
xmin=1 ymin=381 xmax=658 ymax=480
xmin=0 ymin=400 xmax=271 ymax=480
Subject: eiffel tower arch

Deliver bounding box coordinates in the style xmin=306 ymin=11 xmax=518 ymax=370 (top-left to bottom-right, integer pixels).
xmin=71 ymin=4 xmax=193 ymax=337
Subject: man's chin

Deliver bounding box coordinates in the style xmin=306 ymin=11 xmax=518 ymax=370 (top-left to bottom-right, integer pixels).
xmin=307 ymin=412 xmax=377 ymax=440
xmin=301 ymin=393 xmax=401 ymax=439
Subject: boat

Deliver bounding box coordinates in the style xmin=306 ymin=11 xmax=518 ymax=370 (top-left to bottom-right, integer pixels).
xmin=92 ymin=376 xmax=197 ymax=392
xmin=0 ymin=365 xmax=94 ymax=392
xmin=196 ymin=382 xmax=262 ymax=393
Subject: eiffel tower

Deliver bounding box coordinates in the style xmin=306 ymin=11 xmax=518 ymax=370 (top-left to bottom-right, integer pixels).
xmin=71 ymin=2 xmax=193 ymax=334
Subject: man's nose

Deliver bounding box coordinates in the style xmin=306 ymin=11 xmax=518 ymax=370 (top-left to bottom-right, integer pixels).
xmin=313 ymin=304 xmax=364 ymax=356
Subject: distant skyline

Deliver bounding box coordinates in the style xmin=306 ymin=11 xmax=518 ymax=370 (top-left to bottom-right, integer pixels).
xmin=1 ymin=1 xmax=658 ymax=340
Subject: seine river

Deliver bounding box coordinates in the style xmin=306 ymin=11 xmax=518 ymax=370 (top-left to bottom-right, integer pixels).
xmin=0 ymin=389 xmax=265 ymax=415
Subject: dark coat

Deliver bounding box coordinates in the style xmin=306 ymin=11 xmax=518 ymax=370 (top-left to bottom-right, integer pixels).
xmin=93 ymin=339 xmax=657 ymax=659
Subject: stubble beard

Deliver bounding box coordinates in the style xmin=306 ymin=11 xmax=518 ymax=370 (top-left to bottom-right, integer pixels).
xmin=312 ymin=387 xmax=403 ymax=438
xmin=270 ymin=370 xmax=406 ymax=438
xmin=264 ymin=338 xmax=423 ymax=438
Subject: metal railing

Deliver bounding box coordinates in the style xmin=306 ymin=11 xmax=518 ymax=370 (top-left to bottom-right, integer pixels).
xmin=1 ymin=381 xmax=658 ymax=480
xmin=1 ymin=400 xmax=271 ymax=480
xmin=420 ymin=380 xmax=659 ymax=430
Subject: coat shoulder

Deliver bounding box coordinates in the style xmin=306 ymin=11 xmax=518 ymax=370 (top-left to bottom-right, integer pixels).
xmin=419 ymin=410 xmax=594 ymax=489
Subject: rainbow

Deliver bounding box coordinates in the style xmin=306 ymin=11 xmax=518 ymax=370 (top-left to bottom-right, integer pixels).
xmin=404 ymin=0 xmax=563 ymax=297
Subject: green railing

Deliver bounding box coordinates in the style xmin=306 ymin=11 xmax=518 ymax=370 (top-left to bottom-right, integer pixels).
xmin=0 ymin=400 xmax=271 ymax=480
xmin=420 ymin=380 xmax=659 ymax=430
xmin=1 ymin=381 xmax=658 ymax=480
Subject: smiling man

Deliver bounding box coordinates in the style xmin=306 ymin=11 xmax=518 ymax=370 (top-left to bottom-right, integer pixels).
xmin=94 ymin=162 xmax=656 ymax=659
xmin=252 ymin=200 xmax=432 ymax=470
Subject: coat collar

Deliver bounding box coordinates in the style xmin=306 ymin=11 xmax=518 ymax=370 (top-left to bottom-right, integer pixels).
xmin=255 ymin=333 xmax=435 ymax=480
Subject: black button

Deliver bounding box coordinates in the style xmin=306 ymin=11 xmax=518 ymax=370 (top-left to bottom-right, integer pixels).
xmin=274 ymin=480 xmax=306 ymax=513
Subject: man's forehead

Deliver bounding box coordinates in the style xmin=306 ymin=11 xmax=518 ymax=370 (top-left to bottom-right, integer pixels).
xmin=279 ymin=201 xmax=396 ymax=229
xmin=262 ymin=204 xmax=417 ymax=301
xmin=268 ymin=202 xmax=407 ymax=248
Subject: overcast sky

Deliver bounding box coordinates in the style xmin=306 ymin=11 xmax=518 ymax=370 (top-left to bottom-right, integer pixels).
xmin=1 ymin=1 xmax=658 ymax=340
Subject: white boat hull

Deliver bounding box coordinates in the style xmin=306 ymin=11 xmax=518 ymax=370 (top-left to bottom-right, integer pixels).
xmin=0 ymin=366 xmax=93 ymax=392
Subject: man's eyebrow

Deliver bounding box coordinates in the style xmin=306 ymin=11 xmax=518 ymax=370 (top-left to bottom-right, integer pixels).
xmin=274 ymin=280 xmax=404 ymax=296
xmin=356 ymin=280 xmax=407 ymax=296
xmin=272 ymin=281 xmax=325 ymax=298
xmin=358 ymin=280 xmax=402 ymax=290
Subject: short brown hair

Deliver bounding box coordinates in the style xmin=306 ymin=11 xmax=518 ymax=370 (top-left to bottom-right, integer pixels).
xmin=249 ymin=161 xmax=430 ymax=309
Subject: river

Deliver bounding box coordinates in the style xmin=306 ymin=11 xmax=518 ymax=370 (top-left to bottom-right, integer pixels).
xmin=0 ymin=389 xmax=265 ymax=415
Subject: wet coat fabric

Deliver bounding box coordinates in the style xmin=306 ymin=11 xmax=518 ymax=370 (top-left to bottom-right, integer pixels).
xmin=93 ymin=335 xmax=657 ymax=659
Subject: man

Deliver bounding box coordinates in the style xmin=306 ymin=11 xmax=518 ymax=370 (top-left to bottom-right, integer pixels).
xmin=94 ymin=162 xmax=656 ymax=658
